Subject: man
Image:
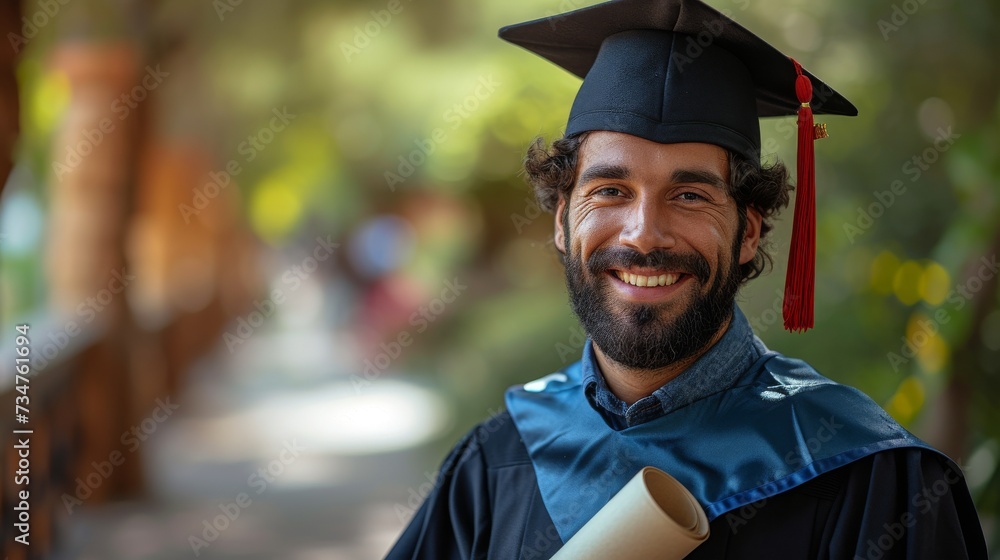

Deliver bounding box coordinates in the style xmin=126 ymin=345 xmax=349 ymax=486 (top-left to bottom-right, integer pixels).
xmin=386 ymin=0 xmax=988 ymax=558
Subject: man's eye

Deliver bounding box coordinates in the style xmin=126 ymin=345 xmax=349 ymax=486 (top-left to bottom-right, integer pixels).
xmin=677 ymin=192 xmax=706 ymax=202
xmin=596 ymin=187 xmax=624 ymax=197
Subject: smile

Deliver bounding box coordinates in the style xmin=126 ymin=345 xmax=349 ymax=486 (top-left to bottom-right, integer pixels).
xmin=611 ymin=270 xmax=682 ymax=288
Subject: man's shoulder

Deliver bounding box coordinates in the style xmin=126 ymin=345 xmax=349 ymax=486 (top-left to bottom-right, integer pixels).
xmin=746 ymin=350 xmax=892 ymax=409
xmin=447 ymin=408 xmax=533 ymax=472
xmin=750 ymin=350 xmax=840 ymax=388
xmin=846 ymin=445 xmax=964 ymax=479
xmin=750 ymin=352 xmax=927 ymax=434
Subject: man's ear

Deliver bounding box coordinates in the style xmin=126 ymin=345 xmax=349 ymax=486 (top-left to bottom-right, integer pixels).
xmin=739 ymin=207 xmax=763 ymax=266
xmin=554 ymin=196 xmax=568 ymax=256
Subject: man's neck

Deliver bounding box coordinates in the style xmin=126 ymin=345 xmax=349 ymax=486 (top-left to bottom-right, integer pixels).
xmin=591 ymin=315 xmax=733 ymax=406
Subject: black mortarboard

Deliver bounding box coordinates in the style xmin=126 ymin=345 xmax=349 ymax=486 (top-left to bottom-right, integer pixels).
xmin=499 ymin=0 xmax=858 ymax=332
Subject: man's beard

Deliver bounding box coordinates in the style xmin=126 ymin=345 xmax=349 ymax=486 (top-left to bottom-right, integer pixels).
xmin=564 ymin=238 xmax=742 ymax=370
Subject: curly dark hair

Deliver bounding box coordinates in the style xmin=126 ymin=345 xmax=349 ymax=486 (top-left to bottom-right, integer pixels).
xmin=522 ymin=132 xmax=793 ymax=284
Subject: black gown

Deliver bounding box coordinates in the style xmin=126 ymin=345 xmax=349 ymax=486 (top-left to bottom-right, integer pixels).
xmin=385 ymin=411 xmax=988 ymax=560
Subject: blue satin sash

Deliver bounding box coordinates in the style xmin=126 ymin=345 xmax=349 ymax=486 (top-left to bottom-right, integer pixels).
xmin=505 ymin=349 xmax=945 ymax=543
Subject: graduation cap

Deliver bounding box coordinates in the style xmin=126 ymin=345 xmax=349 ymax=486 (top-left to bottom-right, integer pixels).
xmin=499 ymin=0 xmax=858 ymax=332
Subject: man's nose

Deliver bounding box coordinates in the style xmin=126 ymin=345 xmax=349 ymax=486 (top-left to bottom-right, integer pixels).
xmin=618 ymin=196 xmax=676 ymax=254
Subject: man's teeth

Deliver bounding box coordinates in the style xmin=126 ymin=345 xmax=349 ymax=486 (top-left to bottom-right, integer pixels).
xmin=614 ymin=271 xmax=680 ymax=287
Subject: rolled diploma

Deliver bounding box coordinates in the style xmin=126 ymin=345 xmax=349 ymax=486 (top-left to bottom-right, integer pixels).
xmin=551 ymin=466 xmax=710 ymax=559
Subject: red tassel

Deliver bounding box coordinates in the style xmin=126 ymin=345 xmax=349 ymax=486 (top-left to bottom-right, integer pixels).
xmin=783 ymin=59 xmax=816 ymax=332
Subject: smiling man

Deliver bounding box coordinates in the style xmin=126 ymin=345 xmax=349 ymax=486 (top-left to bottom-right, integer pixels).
xmin=385 ymin=0 xmax=987 ymax=558
xmin=556 ymin=135 xmax=755 ymax=400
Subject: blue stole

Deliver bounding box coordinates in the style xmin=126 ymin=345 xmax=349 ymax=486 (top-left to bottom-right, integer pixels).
xmin=505 ymin=347 xmax=945 ymax=544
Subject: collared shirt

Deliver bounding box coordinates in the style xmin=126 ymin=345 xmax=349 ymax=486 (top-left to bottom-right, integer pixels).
xmin=581 ymin=304 xmax=768 ymax=430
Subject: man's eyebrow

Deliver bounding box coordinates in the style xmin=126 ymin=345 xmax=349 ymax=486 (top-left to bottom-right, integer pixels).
xmin=577 ymin=164 xmax=631 ymax=186
xmin=671 ymin=169 xmax=728 ymax=191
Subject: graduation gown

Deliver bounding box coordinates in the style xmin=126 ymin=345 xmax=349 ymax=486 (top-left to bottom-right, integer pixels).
xmin=386 ymin=316 xmax=987 ymax=559
xmin=385 ymin=412 xmax=987 ymax=559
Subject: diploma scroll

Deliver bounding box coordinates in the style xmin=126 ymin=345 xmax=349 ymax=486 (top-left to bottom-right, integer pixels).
xmin=551 ymin=466 xmax=710 ymax=559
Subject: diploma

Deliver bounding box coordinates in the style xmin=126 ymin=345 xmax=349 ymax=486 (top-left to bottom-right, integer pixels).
xmin=551 ymin=467 xmax=710 ymax=559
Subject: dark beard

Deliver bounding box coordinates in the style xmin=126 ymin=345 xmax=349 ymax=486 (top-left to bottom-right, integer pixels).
xmin=564 ymin=241 xmax=741 ymax=370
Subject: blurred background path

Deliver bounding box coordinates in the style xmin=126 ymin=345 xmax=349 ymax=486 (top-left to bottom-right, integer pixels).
xmin=55 ymin=275 xmax=450 ymax=559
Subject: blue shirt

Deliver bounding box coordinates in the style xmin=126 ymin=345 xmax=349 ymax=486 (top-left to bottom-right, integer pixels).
xmin=582 ymin=305 xmax=768 ymax=430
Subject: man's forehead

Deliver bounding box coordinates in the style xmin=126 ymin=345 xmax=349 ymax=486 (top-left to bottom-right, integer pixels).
xmin=576 ymin=133 xmax=729 ymax=177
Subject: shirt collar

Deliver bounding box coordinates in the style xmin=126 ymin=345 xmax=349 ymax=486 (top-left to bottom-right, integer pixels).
xmin=581 ymin=304 xmax=767 ymax=430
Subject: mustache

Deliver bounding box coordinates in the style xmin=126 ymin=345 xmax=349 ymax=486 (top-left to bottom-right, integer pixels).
xmin=587 ymin=246 xmax=711 ymax=283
